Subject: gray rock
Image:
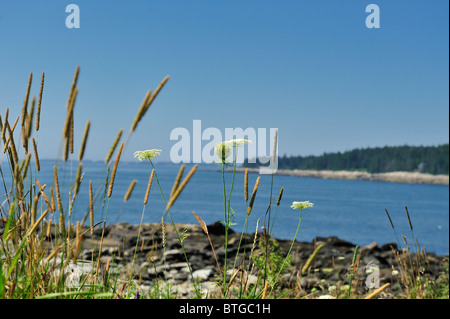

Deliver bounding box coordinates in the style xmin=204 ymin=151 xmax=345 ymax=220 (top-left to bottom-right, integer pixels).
xmin=192 ymin=268 xmax=214 ymax=281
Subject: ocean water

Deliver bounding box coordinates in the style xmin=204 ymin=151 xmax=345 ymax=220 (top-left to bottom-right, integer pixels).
xmin=3 ymin=160 xmax=449 ymax=255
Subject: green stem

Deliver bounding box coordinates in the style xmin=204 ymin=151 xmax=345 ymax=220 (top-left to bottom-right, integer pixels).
xmin=269 ymin=205 xmax=279 ymax=236
xmin=347 ymin=245 xmax=359 ymax=299
xmin=267 ymin=173 xmax=274 ymax=235
xmin=226 ymin=149 xmax=238 ymax=216
xmin=269 ymin=209 xmax=303 ymax=298
xmin=223 ymin=149 xmax=239 ymax=297
xmin=221 ymin=162 xmax=228 ymax=295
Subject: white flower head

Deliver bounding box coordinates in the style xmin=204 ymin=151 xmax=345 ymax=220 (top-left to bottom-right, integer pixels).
xmin=214 ymin=142 xmax=233 ymax=162
xmin=225 ymin=139 xmax=251 ymax=147
xmin=291 ymin=201 xmax=314 ymax=210
xmin=134 ymin=149 xmax=162 ymax=161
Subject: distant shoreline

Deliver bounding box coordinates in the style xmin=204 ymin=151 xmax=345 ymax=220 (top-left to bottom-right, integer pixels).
xmin=233 ymin=167 xmax=449 ymax=185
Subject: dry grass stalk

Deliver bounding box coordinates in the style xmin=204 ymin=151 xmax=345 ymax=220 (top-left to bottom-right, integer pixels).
xmin=130 ymin=90 xmax=152 ymax=133
xmin=30 ymin=194 xmax=39 ymax=224
xmin=36 ymin=179 xmax=53 ymax=213
xmin=63 ymin=86 xmax=77 ymax=157
xmin=143 ymin=169 xmax=155 ymax=205
xmin=301 ymin=243 xmax=325 ymax=274
xmin=192 ymin=211 xmax=221 ymax=271
xmin=67 ymin=66 xmax=80 ymax=110
xmin=147 ymin=76 xmax=169 ymax=107
xmin=25 ymin=96 xmax=36 ymax=144
xmin=2 ymin=116 xmax=20 ymax=154
xmin=49 ymin=187 xmax=56 ymax=212
xmin=108 ymin=142 xmax=124 ymax=197
xmin=21 ymin=95 xmax=35 ymax=153
xmin=405 ymin=205 xmax=413 ymax=231
xmin=165 ymin=164 xmax=198 ymax=212
xmin=74 ymin=163 xmax=83 ymax=196
xmin=32 ymin=137 xmax=40 ymax=171
xmin=89 ymin=180 xmax=94 ymax=235
xmin=13 ymin=163 xmax=23 ymax=195
xmin=192 ymin=211 xmax=208 ymax=234
xmin=276 ymin=187 xmax=284 ymax=206
xmin=36 ymin=72 xmax=45 ymax=131
xmin=58 ymin=212 xmax=65 ymax=236
xmin=130 ymin=75 xmax=170 ymax=133
xmin=272 ymin=128 xmax=278 ymax=164
xmin=28 ymin=209 xmax=49 ymax=236
xmin=6 ymin=122 xmax=19 ymax=168
xmin=1 ymin=107 xmax=8 ymax=140
xmin=46 ymin=218 xmax=52 ymax=238
xmin=69 ymin=115 xmax=74 ymax=155
xmin=19 ymin=153 xmax=31 ymax=179
xmin=105 ymin=128 xmax=123 ymax=163
xmin=22 ymin=72 xmax=33 ymax=126
xmin=53 ymin=166 xmax=63 ymax=212
xmin=21 ymin=117 xmax=27 ymax=153
xmin=244 ymin=168 xmax=249 ymax=202
xmin=45 ymin=244 xmax=62 ymax=265
xmin=170 ymin=164 xmax=185 ymax=198
xmin=246 ymin=177 xmax=260 ymax=216
xmin=124 ymin=180 xmax=137 ymax=202
xmin=10 ymin=115 xmax=19 ymax=132
xmin=2 ymin=134 xmax=10 ymax=154
xmin=41 ymin=189 xmax=53 ymax=213
xmin=227 ymin=268 xmax=240 ymax=291
xmin=364 ymin=283 xmax=390 ymax=299
xmin=78 ymin=120 xmax=90 ymax=161
xmin=161 ymin=216 xmax=166 ymax=251
xmin=74 ymin=221 xmax=83 ymax=262
xmin=261 ymin=281 xmax=270 ymax=299
xmin=384 ymin=208 xmax=395 ymax=229
xmin=2 ymin=135 xmax=9 ymax=154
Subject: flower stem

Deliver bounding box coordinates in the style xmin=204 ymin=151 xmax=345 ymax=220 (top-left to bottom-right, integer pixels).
xmin=221 ymin=162 xmax=228 ymax=295
xmin=269 ymin=209 xmax=303 ymax=297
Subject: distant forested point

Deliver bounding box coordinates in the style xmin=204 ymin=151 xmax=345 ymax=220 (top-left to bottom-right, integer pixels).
xmin=243 ymin=144 xmax=449 ymax=175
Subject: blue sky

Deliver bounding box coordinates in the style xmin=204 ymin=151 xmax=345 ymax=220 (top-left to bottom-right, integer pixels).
xmin=0 ymin=1 xmax=448 ymax=162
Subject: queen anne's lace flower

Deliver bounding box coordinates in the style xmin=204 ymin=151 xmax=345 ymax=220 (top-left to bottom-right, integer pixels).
xmin=225 ymin=139 xmax=251 ymax=147
xmin=214 ymin=142 xmax=233 ymax=162
xmin=134 ymin=149 xmax=162 ymax=161
xmin=291 ymin=201 xmax=314 ymax=210
xmin=214 ymin=139 xmax=251 ymax=162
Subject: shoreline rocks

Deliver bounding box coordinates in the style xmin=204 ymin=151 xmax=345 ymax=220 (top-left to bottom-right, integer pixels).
xmin=233 ymin=168 xmax=449 ymax=185
xmin=73 ymin=221 xmax=447 ymax=298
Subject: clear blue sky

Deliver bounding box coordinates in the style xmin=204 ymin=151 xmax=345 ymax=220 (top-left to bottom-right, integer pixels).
xmin=0 ymin=1 xmax=448 ymax=162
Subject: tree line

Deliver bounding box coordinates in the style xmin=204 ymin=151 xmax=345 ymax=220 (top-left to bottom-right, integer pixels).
xmin=243 ymin=144 xmax=449 ymax=175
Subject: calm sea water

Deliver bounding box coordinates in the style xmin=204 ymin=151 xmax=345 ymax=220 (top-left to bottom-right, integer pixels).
xmin=4 ymin=160 xmax=449 ymax=255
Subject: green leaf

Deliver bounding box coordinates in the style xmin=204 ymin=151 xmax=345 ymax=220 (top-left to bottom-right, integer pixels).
xmin=3 ymin=202 xmax=15 ymax=241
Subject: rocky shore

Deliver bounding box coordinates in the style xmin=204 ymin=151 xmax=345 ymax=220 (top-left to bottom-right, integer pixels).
xmin=236 ymin=168 xmax=449 ymax=185
xmin=69 ymin=222 xmax=447 ymax=299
